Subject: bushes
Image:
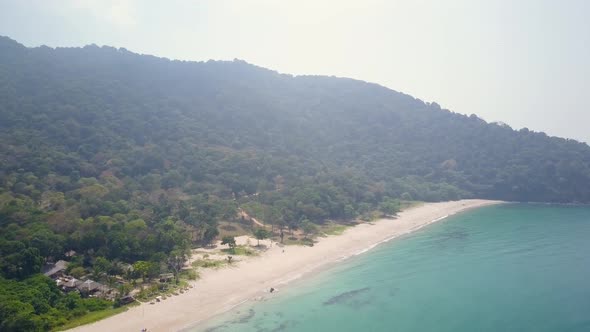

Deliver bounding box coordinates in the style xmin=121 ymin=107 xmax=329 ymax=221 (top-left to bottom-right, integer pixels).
xmin=82 ymin=298 xmax=110 ymax=312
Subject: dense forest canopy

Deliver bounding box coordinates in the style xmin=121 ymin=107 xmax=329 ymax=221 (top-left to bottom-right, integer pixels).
xmin=1 ymin=34 xmax=590 ymax=289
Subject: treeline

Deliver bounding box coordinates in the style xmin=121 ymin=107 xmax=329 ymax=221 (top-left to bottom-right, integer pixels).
xmin=1 ymin=35 xmax=590 ymax=289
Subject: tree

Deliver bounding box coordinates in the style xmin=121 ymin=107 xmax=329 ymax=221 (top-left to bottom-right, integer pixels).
xmin=92 ymin=257 xmax=111 ymax=280
xmin=30 ymin=230 xmax=64 ymax=261
xmin=379 ymin=198 xmax=401 ymax=216
xmin=132 ymin=261 xmax=151 ymax=283
xmin=253 ymin=229 xmax=269 ymax=247
xmin=0 ymin=246 xmax=43 ymax=279
xmin=70 ymin=266 xmax=86 ymax=278
xmin=167 ymin=249 xmax=189 ymax=284
xmin=0 ymin=300 xmax=39 ymax=332
xmin=117 ymin=283 xmax=133 ymax=296
xmin=221 ymin=236 xmax=237 ymax=253
xmin=202 ymin=225 xmax=219 ymax=245
xmin=301 ymin=220 xmax=317 ymax=239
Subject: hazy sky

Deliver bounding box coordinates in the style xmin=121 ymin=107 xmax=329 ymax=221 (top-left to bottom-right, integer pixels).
xmin=1 ymin=0 xmax=589 ymax=143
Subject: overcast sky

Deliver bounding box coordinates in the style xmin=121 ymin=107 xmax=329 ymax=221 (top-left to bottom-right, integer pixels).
xmin=1 ymin=0 xmax=589 ymax=143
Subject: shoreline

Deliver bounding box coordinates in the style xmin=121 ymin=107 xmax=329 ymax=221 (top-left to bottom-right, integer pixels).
xmin=69 ymin=199 xmax=503 ymax=332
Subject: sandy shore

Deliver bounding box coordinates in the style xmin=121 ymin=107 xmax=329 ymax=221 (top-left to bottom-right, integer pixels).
xmin=69 ymin=199 xmax=502 ymax=332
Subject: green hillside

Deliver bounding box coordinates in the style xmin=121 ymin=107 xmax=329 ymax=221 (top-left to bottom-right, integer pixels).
xmin=1 ymin=35 xmax=590 ymax=329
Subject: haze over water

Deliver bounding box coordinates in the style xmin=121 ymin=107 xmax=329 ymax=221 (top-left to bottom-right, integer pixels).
xmin=196 ymin=204 xmax=590 ymax=332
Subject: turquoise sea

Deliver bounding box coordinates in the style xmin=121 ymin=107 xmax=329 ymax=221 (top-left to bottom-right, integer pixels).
xmin=194 ymin=204 xmax=590 ymax=332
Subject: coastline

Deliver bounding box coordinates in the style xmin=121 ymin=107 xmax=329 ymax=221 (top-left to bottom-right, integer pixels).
xmin=69 ymin=199 xmax=503 ymax=332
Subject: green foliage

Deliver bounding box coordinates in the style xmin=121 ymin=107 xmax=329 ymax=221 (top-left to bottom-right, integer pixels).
xmin=253 ymin=228 xmax=270 ymax=246
xmin=221 ymin=245 xmax=257 ymax=256
xmin=319 ymin=222 xmax=349 ymax=236
xmin=301 ymin=220 xmax=318 ymax=239
xmin=132 ymin=261 xmax=158 ymax=282
xmin=167 ymin=248 xmax=190 ymax=281
xmin=191 ymin=259 xmax=227 ymax=269
xmin=69 ymin=267 xmax=86 ymax=279
xmin=221 ymin=235 xmax=237 ymax=253
xmin=0 ymin=242 xmax=43 ymax=280
xmin=379 ymin=198 xmax=401 ymax=216
xmin=0 ymin=275 xmax=113 ymax=331
xmin=180 ymin=269 xmax=199 ymax=281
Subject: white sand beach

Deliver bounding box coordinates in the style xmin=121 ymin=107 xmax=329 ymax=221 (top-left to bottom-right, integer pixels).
xmin=69 ymin=199 xmax=502 ymax=332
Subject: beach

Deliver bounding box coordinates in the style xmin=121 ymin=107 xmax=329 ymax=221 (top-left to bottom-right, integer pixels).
xmin=69 ymin=199 xmax=502 ymax=332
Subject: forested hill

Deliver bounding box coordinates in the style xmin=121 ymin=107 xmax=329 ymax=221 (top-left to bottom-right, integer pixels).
xmin=1 ymin=35 xmax=590 ymax=279
xmin=2 ymin=35 xmax=590 ymax=205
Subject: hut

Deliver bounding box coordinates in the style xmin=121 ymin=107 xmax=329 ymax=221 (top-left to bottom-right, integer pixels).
xmin=76 ymin=279 xmax=112 ymax=297
xmin=42 ymin=260 xmax=69 ymax=279
xmin=62 ymin=278 xmax=83 ymax=292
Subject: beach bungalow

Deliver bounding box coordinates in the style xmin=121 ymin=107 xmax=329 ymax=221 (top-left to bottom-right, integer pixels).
xmin=77 ymin=279 xmax=100 ymax=293
xmin=77 ymin=279 xmax=111 ymax=297
xmin=62 ymin=278 xmax=83 ymax=292
xmin=42 ymin=260 xmax=69 ymax=279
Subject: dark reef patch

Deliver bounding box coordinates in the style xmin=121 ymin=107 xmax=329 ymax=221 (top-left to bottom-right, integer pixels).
xmin=229 ymin=308 xmax=256 ymax=324
xmin=323 ymin=287 xmax=371 ymax=306
xmin=430 ymin=227 xmax=470 ymax=249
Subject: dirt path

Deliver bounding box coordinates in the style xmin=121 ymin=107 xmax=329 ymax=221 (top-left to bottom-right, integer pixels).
xmin=238 ymin=208 xmax=265 ymax=227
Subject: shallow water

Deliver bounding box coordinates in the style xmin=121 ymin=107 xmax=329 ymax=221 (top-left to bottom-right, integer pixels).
xmin=194 ymin=204 xmax=590 ymax=332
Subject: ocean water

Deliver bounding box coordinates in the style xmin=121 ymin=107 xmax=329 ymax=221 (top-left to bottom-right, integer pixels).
xmin=194 ymin=204 xmax=590 ymax=332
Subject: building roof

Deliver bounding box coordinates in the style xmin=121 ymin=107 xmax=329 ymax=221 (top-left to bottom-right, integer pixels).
xmin=78 ymin=279 xmax=100 ymax=292
xmin=77 ymin=279 xmax=109 ymax=293
xmin=63 ymin=278 xmax=82 ymax=288
xmin=42 ymin=260 xmax=69 ymax=277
